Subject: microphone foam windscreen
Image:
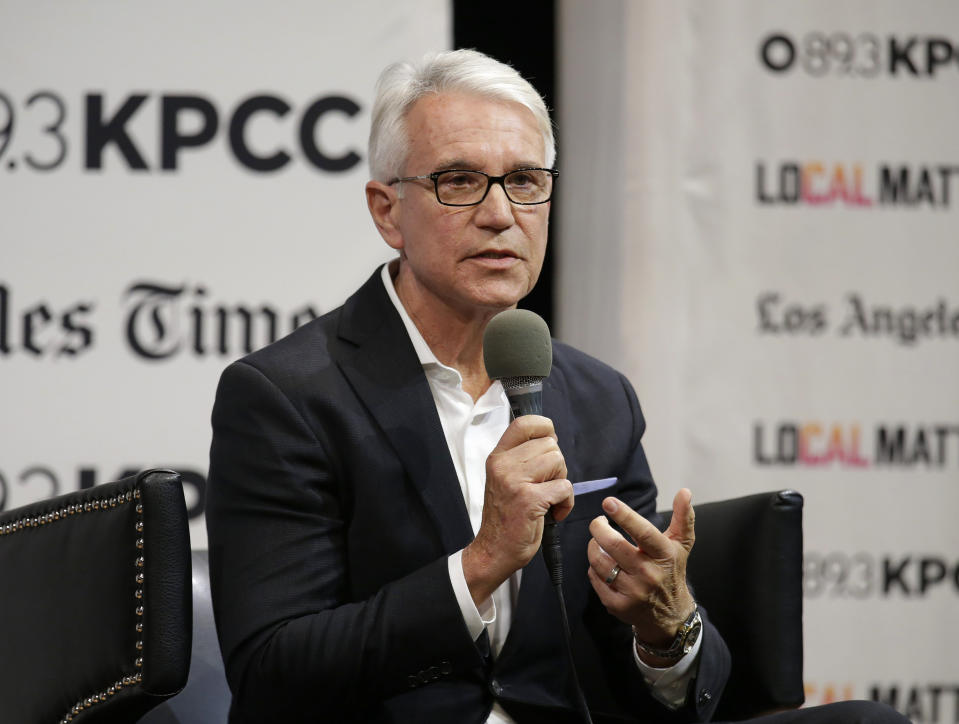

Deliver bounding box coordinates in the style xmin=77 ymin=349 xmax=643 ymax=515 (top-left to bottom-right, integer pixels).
xmin=483 ymin=309 xmax=552 ymax=380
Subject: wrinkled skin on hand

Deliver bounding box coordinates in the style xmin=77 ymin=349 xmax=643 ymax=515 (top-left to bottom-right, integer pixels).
xmin=587 ymin=489 xmax=697 ymax=662
xmin=462 ymin=415 xmax=573 ymax=606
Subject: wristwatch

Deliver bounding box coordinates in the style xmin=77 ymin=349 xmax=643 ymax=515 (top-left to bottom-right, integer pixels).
xmin=634 ymin=606 xmax=702 ymax=661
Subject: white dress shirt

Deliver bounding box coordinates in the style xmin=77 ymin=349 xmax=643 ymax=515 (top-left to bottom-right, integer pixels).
xmin=380 ymin=264 xmax=699 ymax=720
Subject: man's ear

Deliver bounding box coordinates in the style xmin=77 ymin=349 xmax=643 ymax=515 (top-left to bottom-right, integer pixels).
xmin=366 ymin=180 xmax=404 ymax=251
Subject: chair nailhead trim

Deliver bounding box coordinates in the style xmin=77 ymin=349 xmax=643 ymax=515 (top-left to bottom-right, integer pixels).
xmin=8 ymin=482 xmax=151 ymax=724
xmin=0 ymin=491 xmax=133 ymax=539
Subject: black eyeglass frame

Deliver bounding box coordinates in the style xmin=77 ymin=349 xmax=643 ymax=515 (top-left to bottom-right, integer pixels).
xmin=388 ymin=167 xmax=559 ymax=207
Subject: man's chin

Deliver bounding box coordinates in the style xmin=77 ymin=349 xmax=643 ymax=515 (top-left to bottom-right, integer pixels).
xmin=468 ymin=285 xmax=533 ymax=314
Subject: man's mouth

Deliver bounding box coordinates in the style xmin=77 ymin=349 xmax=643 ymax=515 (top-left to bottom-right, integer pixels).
xmin=473 ymin=250 xmax=517 ymax=259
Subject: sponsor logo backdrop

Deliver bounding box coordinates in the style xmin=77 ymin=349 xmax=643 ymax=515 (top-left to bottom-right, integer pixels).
xmin=558 ymin=1 xmax=958 ymax=720
xmin=0 ymin=0 xmax=450 ymax=546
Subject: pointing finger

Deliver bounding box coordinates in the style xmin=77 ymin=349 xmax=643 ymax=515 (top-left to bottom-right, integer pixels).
xmin=600 ymin=496 xmax=673 ymax=560
xmin=665 ymin=488 xmax=695 ymax=552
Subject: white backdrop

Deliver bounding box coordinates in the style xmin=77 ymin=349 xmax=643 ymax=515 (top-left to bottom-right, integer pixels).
xmin=558 ymin=1 xmax=959 ymax=721
xmin=0 ymin=0 xmax=450 ymax=546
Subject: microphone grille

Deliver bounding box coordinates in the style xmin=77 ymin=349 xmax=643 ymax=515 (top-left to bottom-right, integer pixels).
xmin=483 ymin=309 xmax=552 ymax=381
xmin=499 ymin=375 xmax=543 ymax=391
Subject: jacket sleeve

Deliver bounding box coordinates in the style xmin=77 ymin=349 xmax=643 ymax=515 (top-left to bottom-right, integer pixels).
xmin=205 ymin=360 xmax=485 ymax=722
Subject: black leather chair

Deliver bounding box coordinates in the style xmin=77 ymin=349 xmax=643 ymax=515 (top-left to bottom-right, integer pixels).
xmin=140 ymin=550 xmax=232 ymax=723
xmin=0 ymin=469 xmax=191 ymax=724
xmin=659 ymin=489 xmax=805 ymax=721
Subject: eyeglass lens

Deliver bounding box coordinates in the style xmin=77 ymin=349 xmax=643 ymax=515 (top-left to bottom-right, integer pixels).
xmin=435 ymin=170 xmax=553 ymax=205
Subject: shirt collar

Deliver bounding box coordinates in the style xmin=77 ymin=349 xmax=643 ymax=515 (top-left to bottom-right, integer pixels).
xmin=380 ymin=263 xmax=506 ymax=410
xmin=381 ymin=261 xmax=448 ymax=371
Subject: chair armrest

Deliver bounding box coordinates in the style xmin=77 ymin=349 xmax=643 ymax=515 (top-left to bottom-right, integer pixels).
xmin=659 ymin=490 xmax=805 ymax=720
xmin=0 ymin=469 xmax=191 ymax=724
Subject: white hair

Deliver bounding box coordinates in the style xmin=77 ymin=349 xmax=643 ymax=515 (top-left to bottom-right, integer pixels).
xmin=368 ymin=48 xmax=555 ymax=182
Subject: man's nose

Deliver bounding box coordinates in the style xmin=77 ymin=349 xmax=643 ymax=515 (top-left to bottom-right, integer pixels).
xmin=474 ymin=181 xmax=515 ymax=227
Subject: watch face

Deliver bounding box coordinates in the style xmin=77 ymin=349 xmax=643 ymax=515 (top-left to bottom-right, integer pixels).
xmin=634 ymin=609 xmax=702 ymax=660
xmin=682 ymin=615 xmax=703 ymax=654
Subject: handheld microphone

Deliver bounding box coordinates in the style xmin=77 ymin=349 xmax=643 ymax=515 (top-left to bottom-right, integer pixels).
xmin=483 ymin=309 xmax=563 ymax=586
xmin=483 ymin=309 xmax=594 ymax=724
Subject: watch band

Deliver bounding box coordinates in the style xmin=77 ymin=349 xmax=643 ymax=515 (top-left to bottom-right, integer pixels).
xmin=633 ymin=606 xmax=702 ymax=661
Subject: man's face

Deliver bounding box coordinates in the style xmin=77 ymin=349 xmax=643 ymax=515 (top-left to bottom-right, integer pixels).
xmin=387 ymin=92 xmax=550 ymax=318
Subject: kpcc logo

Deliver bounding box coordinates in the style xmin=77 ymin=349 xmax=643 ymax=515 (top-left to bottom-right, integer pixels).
xmin=0 ymin=90 xmax=363 ymax=174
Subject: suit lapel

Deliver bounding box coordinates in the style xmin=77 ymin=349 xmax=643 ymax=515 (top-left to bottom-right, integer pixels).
xmin=543 ymin=361 xmax=579 ymax=484
xmin=335 ymin=269 xmax=474 ymax=554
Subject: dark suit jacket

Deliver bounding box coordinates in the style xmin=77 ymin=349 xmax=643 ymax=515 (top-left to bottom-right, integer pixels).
xmin=206 ymin=268 xmax=730 ymax=723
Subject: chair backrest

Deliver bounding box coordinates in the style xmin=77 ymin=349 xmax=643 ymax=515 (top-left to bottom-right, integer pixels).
xmin=659 ymin=489 xmax=805 ymax=720
xmin=139 ymin=550 xmax=232 ymax=723
xmin=0 ymin=469 xmax=191 ymax=724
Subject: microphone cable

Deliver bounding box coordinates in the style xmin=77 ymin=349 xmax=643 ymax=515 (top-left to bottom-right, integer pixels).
xmin=542 ymin=516 xmax=594 ymax=724
xmin=483 ymin=309 xmax=593 ymax=724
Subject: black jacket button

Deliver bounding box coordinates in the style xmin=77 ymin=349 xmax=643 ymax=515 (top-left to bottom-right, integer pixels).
xmin=698 ymin=689 xmax=712 ymax=707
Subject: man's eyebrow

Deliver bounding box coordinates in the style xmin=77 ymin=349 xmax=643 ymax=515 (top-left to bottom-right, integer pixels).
xmin=432 ymin=159 xmax=546 ymax=173
xmin=433 ymin=159 xmax=479 ymax=172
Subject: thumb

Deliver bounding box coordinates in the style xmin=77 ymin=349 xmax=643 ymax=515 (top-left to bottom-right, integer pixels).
xmin=666 ymin=488 xmax=695 ymax=552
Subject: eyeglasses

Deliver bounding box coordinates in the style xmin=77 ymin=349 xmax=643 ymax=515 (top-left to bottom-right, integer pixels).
xmin=389 ymin=168 xmax=559 ymax=207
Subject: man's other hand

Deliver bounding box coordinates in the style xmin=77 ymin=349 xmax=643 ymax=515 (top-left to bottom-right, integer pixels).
xmin=587 ymin=489 xmax=697 ymax=661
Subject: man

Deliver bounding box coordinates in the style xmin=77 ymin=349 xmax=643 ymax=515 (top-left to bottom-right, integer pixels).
xmin=207 ymin=50 xmax=906 ymax=724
